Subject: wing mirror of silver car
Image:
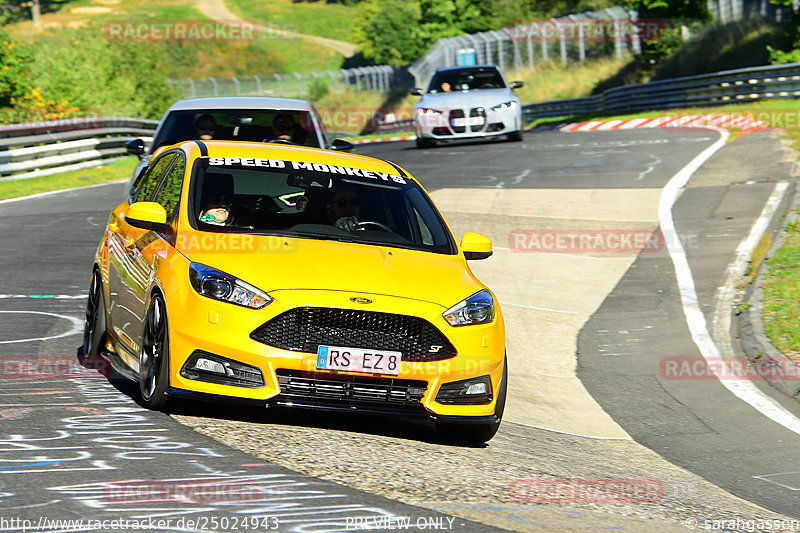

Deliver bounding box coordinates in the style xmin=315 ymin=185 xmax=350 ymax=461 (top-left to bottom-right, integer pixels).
xmin=329 ymin=139 xmax=354 ymax=152
xmin=409 ymin=88 xmax=424 ymax=96
xmin=511 ymin=81 xmax=524 ymax=89
xmin=125 ymin=138 xmax=145 ymax=156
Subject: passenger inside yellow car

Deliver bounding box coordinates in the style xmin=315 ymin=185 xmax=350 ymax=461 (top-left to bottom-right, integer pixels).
xmin=198 ymin=173 xmax=235 ymax=226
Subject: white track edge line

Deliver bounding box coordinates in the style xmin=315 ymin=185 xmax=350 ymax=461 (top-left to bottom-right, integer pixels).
xmin=0 ymin=179 xmax=128 ymax=206
xmin=662 ymin=128 xmax=800 ymax=435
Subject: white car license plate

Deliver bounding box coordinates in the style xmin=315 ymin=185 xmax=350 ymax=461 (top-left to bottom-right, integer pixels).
xmin=451 ymin=117 xmax=485 ymax=127
xmin=316 ymin=345 xmax=402 ymax=376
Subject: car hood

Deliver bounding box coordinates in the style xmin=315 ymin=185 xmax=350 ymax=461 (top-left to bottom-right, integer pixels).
xmin=415 ymin=89 xmax=519 ymax=110
xmin=180 ymin=234 xmax=483 ymax=309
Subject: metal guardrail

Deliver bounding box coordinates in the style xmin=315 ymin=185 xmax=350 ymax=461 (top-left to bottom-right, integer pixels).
xmin=522 ymin=62 xmax=800 ymax=120
xmin=0 ymin=117 xmax=157 ymax=182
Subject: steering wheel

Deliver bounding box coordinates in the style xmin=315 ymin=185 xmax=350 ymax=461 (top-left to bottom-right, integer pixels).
xmin=354 ymin=220 xmax=393 ymax=232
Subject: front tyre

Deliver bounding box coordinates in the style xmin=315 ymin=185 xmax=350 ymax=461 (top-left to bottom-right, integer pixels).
xmin=139 ymin=294 xmax=171 ymax=410
xmin=436 ymin=355 xmax=508 ymax=444
xmin=507 ymin=130 xmax=523 ymax=142
xmin=82 ymin=269 xmax=107 ymax=356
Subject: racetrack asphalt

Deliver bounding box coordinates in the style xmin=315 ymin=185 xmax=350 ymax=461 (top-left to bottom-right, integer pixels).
xmin=1 ymin=128 xmax=799 ymax=531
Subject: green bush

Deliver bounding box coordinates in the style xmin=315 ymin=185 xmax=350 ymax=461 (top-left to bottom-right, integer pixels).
xmin=307 ymin=76 xmax=331 ymax=101
xmin=0 ymin=26 xmax=30 ymax=108
xmin=27 ymin=25 xmax=179 ymax=119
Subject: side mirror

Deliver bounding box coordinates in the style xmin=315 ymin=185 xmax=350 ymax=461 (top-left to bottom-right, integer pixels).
xmin=329 ymin=138 xmax=354 ymax=152
xmin=125 ymin=138 xmax=145 ymax=156
xmin=461 ymin=232 xmax=493 ymax=260
xmin=125 ymin=202 xmax=172 ymax=233
xmin=409 ymin=88 xmax=423 ymax=96
xmin=511 ymin=81 xmax=524 ymax=89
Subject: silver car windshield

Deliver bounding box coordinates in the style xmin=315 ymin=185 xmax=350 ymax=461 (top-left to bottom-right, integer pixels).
xmin=190 ymin=158 xmax=457 ymax=255
xmin=152 ymin=110 xmax=321 ymax=151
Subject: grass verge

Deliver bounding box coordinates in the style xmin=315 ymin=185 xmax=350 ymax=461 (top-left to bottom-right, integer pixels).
xmin=9 ymin=0 xmax=345 ymax=79
xmin=0 ymin=157 xmax=137 ymax=201
xmin=223 ymin=0 xmax=358 ymax=43
xmin=762 ymin=212 xmax=800 ymax=360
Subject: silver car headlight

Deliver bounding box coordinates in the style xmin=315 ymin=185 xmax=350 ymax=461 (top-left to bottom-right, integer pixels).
xmin=189 ymin=263 xmax=272 ymax=309
xmin=491 ymin=101 xmax=517 ymax=112
xmin=443 ymin=290 xmax=495 ymax=327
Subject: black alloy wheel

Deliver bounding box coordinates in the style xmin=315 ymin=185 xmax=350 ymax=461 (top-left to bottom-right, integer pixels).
xmin=82 ymin=269 xmax=107 ymax=356
xmin=139 ymin=294 xmax=171 ymax=409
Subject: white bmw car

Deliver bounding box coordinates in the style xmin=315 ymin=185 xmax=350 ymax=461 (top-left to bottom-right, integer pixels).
xmin=411 ymin=65 xmax=524 ymax=149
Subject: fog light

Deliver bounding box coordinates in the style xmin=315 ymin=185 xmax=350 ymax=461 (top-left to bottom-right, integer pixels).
xmin=193 ymin=358 xmax=229 ymax=375
xmin=181 ymin=351 xmax=265 ymax=388
xmin=465 ymin=382 xmax=489 ymax=395
xmin=436 ymin=375 xmax=493 ymax=405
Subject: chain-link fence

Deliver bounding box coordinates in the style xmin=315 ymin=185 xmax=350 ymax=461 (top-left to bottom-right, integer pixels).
xmin=168 ymin=66 xmax=412 ymax=99
xmin=409 ymin=6 xmax=637 ymax=87
xmin=710 ymin=0 xmax=798 ymax=23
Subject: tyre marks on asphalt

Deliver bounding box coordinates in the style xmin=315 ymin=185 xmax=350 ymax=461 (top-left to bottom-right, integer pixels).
xmin=0 ymin=374 xmax=490 ymax=531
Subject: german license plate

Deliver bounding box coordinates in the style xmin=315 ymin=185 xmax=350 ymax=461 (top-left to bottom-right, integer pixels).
xmin=316 ymin=345 xmax=402 ymax=376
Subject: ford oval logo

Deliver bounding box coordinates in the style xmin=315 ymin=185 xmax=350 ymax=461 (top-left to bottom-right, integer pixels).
xmin=350 ymin=297 xmax=372 ymax=304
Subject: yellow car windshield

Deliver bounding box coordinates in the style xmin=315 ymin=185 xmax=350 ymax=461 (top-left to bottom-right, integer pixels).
xmin=191 ymin=158 xmax=456 ymax=254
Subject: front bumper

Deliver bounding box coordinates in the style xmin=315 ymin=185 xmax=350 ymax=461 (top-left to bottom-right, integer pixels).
xmin=415 ymin=106 xmax=521 ymax=140
xmin=166 ymin=288 xmax=506 ymax=419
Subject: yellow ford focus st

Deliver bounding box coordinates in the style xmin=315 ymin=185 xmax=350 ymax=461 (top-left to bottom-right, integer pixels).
xmin=83 ymin=140 xmax=506 ymax=442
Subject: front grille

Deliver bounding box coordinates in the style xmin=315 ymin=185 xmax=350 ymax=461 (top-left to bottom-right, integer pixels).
xmin=469 ymin=107 xmax=486 ymax=132
xmin=250 ymin=307 xmax=457 ymax=362
xmin=276 ymin=369 xmax=427 ymax=406
xmin=449 ymin=109 xmax=465 ymax=133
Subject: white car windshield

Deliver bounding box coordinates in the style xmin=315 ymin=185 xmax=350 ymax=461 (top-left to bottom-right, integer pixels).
xmin=427 ymin=68 xmax=506 ymax=93
xmin=190 ymin=158 xmax=457 ymax=255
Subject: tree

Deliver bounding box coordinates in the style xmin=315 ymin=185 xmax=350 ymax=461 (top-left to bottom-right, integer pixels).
xmin=27 ymin=25 xmax=178 ymax=119
xmin=354 ymin=0 xmax=425 ymax=65
xmin=0 ymin=26 xmax=29 ymax=108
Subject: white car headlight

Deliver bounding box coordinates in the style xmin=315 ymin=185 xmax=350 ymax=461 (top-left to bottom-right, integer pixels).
xmin=491 ymin=101 xmax=517 ymax=112
xmin=443 ymin=290 xmax=495 ymax=327
xmin=189 ymin=263 xmax=272 ymax=309
xmin=416 ymin=108 xmax=443 ymax=116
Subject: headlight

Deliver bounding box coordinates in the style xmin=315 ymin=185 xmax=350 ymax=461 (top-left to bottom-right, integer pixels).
xmin=189 ymin=263 xmax=272 ymax=309
xmin=416 ymin=107 xmax=443 ymax=116
xmin=442 ymin=290 xmax=495 ymax=327
xmin=491 ymin=101 xmax=517 ymax=112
